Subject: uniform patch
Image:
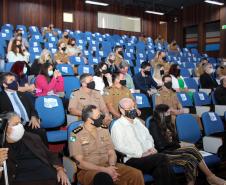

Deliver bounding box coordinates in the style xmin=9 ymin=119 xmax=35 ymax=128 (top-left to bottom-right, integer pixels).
xmin=69 ymin=136 xmax=76 ymax=142
xmin=72 ymin=126 xmax=83 ymax=134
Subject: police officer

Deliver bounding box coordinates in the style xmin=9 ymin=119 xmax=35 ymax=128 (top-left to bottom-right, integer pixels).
xmin=156 ymin=75 xmax=184 ymax=123
xmin=68 ymin=73 xmax=111 ymax=125
xmin=103 ymin=72 xmax=140 ymax=119
xmin=69 ymin=105 xmax=144 ymax=185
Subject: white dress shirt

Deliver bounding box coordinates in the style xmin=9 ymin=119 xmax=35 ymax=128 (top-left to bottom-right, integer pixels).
xmin=111 ymin=116 xmax=155 ymax=162
xmin=5 ymin=90 xmax=29 ymax=122
xmin=93 ymin=76 xmax=105 ymax=95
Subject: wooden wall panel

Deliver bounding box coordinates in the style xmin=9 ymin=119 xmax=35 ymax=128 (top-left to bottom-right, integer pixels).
xmin=0 ymin=0 xmax=3 ymax=26
xmin=220 ymin=6 xmax=226 ymax=58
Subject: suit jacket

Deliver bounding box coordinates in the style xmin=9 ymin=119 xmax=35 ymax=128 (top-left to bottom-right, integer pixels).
xmin=200 ymin=72 xmax=218 ymax=89
xmin=0 ymin=90 xmax=38 ymax=119
xmin=1 ymin=132 xmax=62 ymax=184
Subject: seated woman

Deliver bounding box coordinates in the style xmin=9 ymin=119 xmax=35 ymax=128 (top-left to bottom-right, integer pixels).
xmin=169 ymin=64 xmax=189 ymax=93
xmin=10 ymin=61 xmax=35 ymax=93
xmin=35 ymin=63 xmax=64 ymax=97
xmin=7 ymin=37 xmax=30 ymax=63
xmin=200 ymin=63 xmax=218 ymax=90
xmin=54 ymin=41 xmax=69 ymax=64
xmin=149 ymin=104 xmax=226 ymax=185
xmin=105 ymin=52 xmax=118 ymax=74
xmin=30 ymin=49 xmax=53 ymax=76
xmin=168 ymin=40 xmax=179 ymax=53
xmin=153 ymin=64 xmax=164 ymax=86
xmin=0 ymin=112 xmax=69 ymax=185
xmin=93 ymin=62 xmax=112 ymax=95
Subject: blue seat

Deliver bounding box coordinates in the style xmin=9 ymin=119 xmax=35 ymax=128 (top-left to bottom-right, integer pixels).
xmin=56 ymin=64 xmax=74 ymax=76
xmin=176 ymin=114 xmax=221 ymax=167
xmin=4 ymin=63 xmax=14 ymax=72
xmin=180 ymin=68 xmax=191 ymax=78
xmin=201 ymin=112 xmax=224 ymax=136
xmin=193 ymin=92 xmax=211 ymax=106
xmin=184 ymin=78 xmax=198 ymax=90
xmin=35 ymin=95 xmax=67 ymax=142
xmin=177 ymin=93 xmax=193 ymax=107
xmin=211 ymin=92 xmax=217 ymax=105
xmin=77 ymin=65 xmax=94 ymax=75
xmin=132 ymin=93 xmax=151 ymax=109
xmin=184 ymin=62 xmax=195 ymax=69
xmin=63 ymin=76 xmax=80 ymax=99
xmin=145 ymin=116 xmax=152 ymax=129
xmin=69 ymin=56 xmax=84 ymax=65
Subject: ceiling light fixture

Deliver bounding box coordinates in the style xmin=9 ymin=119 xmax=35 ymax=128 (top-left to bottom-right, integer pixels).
xmin=145 ymin=10 xmax=164 ymax=15
xmin=204 ymin=0 xmax=224 ymax=6
xmin=85 ymin=0 xmax=109 ymax=6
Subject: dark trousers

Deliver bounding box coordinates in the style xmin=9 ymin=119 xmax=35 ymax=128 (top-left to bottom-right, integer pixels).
xmin=126 ymin=153 xmax=177 ymax=185
xmin=93 ymin=172 xmax=114 ymax=185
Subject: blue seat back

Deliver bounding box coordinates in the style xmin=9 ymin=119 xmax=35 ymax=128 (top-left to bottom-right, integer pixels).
xmin=63 ymin=76 xmax=80 ymax=99
xmin=176 ymin=114 xmax=201 ymax=143
xmin=202 ymin=112 xmax=224 ymax=136
xmin=177 ymin=93 xmax=193 ymax=107
xmin=35 ymin=95 xmax=65 ymax=128
xmin=193 ymin=92 xmax=211 ymax=106
xmin=184 ymin=78 xmax=198 ymax=90
xmin=56 ymin=64 xmax=74 ymax=76
xmin=132 ymin=93 xmax=151 ymax=109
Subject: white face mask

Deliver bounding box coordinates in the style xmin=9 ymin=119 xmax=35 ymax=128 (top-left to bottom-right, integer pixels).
xmin=23 ymin=67 xmax=27 ymax=74
xmin=8 ymin=123 xmax=25 ymax=142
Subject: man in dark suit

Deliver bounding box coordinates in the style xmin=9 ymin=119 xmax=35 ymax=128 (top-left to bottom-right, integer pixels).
xmin=0 ymin=112 xmax=70 ymax=185
xmin=0 ymin=72 xmax=47 ymax=143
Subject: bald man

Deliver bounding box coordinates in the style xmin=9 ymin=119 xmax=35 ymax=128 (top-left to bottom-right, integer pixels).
xmin=110 ymin=98 xmax=176 ymax=185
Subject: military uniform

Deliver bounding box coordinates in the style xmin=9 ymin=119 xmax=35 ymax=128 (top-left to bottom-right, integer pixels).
xmin=103 ymin=86 xmax=134 ymax=116
xmin=115 ymin=54 xmax=123 ymax=66
xmin=68 ymin=88 xmax=110 ymax=117
xmin=69 ymin=125 xmax=144 ymax=185
xmin=54 ymin=51 xmax=69 ymax=64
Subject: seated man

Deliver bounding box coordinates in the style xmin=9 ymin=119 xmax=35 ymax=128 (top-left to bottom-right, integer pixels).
xmin=0 ymin=72 xmax=47 ymax=144
xmin=0 ymin=112 xmax=69 ymax=185
xmin=69 ymin=105 xmax=144 ymax=185
xmin=133 ymin=62 xmax=158 ymax=98
xmin=103 ymin=72 xmax=139 ymax=119
xmin=68 ymin=73 xmax=111 ymax=125
xmin=214 ymin=77 xmax=226 ymax=105
xmin=111 ymin=98 xmax=176 ymax=185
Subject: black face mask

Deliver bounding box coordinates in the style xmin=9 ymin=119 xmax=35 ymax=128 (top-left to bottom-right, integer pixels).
xmin=18 ymin=33 xmax=22 ymax=37
xmin=164 ymin=81 xmax=172 ymax=89
xmin=160 ymin=70 xmax=164 ymax=76
xmin=125 ymin=109 xmax=138 ymax=120
xmin=109 ymin=59 xmax=115 ymax=64
xmin=118 ymin=51 xmax=123 ymax=57
xmin=120 ymin=80 xmax=126 ymax=86
xmin=144 ymin=70 xmax=151 ymax=76
xmin=102 ymin=70 xmax=108 ymax=74
xmin=71 ymin=43 xmax=75 ymax=46
xmin=61 ymin=47 xmax=66 ymax=52
xmin=64 ymin=35 xmax=69 ymax=39
xmin=91 ymin=114 xmax=105 ymax=127
xmin=87 ymin=81 xmax=95 ymax=90
xmin=162 ymin=56 xmax=167 ymax=61
xmin=6 ymin=80 xmax=18 ymax=91
xmin=16 ymin=44 xmax=22 ymax=48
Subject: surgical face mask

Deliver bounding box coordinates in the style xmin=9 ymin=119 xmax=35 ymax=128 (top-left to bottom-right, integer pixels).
xmin=164 ymin=81 xmax=172 ymax=89
xmin=8 ymin=123 xmax=25 ymax=142
xmin=7 ymin=80 xmax=18 ymax=91
xmin=119 ymin=80 xmax=126 ymax=86
xmin=48 ymin=70 xmax=54 ymax=77
xmin=87 ymin=81 xmax=95 ymax=90
xmin=208 ymin=68 xmax=214 ymax=74
xmin=23 ymin=67 xmax=27 ymax=74
xmin=125 ymin=109 xmax=138 ymax=120
xmin=91 ymin=114 xmax=105 ymax=127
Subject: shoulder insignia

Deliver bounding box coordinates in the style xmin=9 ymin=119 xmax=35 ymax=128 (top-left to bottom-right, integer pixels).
xmin=101 ymin=124 xmax=108 ymax=129
xmin=72 ymin=126 xmax=83 ymax=134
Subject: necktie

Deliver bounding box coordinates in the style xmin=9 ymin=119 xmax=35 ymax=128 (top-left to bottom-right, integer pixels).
xmin=11 ymin=93 xmax=27 ymax=124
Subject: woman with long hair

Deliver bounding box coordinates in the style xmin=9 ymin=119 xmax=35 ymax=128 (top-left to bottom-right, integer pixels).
xmin=149 ymin=104 xmax=226 ymax=185
xmin=35 ymin=63 xmax=64 ymax=97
